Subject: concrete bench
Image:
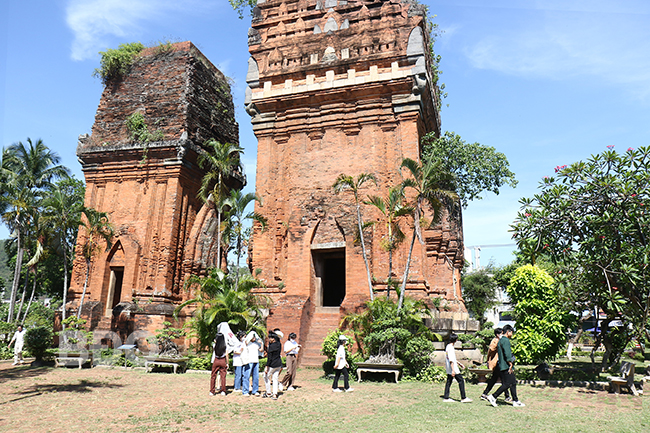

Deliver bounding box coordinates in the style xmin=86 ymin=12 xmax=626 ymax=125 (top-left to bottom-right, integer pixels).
xmin=608 ymin=361 xmax=639 ymax=396
xmin=356 ymin=362 xmax=403 ymax=383
xmin=145 ymin=359 xmax=187 ymax=374
xmin=55 ymin=353 xmax=93 ymax=369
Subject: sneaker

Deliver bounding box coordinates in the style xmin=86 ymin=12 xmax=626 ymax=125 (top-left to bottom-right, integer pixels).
xmin=242 ymin=393 xmax=250 ymax=397
xmin=332 ymin=388 xmax=343 ymax=393
xmin=209 ymin=392 xmax=216 ymax=396
xmin=220 ymin=392 xmax=226 ymax=396
xmin=253 ymin=393 xmax=260 ymax=396
xmin=487 ymin=395 xmax=498 ymax=407
xmin=442 ymin=398 xmax=456 ymax=403
xmin=287 ymin=386 xmax=295 ymax=391
xmin=461 ymin=398 xmax=473 ymax=403
xmin=262 ymin=393 xmax=269 ymax=398
xmin=345 ymin=388 xmax=354 ymax=392
xmin=513 ymin=401 xmax=526 ymax=407
xmin=504 ymin=397 xmax=513 ymax=404
xmin=480 ymin=394 xmax=488 ymax=401
xmin=272 ymin=394 xmax=278 ymax=400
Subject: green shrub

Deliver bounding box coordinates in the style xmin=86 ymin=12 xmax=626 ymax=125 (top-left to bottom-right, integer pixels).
xmin=25 ymin=326 xmax=53 ymax=361
xmin=187 ymin=353 xmax=212 ymax=370
xmin=93 ymin=42 xmax=145 ymax=84
xmin=402 ymin=336 xmax=434 ymax=377
xmin=125 ymin=112 xmax=164 ymax=144
xmin=414 ymin=365 xmax=447 ymax=383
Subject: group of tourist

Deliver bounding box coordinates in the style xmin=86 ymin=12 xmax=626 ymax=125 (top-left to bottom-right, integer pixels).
xmin=209 ymin=324 xmax=301 ymax=400
xmin=444 ymin=324 xmax=525 ymax=407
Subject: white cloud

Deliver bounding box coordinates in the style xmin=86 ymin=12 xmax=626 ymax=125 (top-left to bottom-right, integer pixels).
xmin=66 ymin=0 xmax=221 ymax=61
xmin=463 ymin=0 xmax=650 ymax=97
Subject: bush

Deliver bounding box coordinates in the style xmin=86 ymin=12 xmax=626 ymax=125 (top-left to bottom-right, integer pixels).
xmin=402 ymin=336 xmax=434 ymax=377
xmin=187 ymin=353 xmax=212 ymax=371
xmin=93 ymin=42 xmax=145 ymax=84
xmin=25 ymin=326 xmax=53 ymax=361
xmin=410 ymin=365 xmax=447 ymax=383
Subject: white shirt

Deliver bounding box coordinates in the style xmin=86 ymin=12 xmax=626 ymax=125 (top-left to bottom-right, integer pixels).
xmin=284 ymin=339 xmax=300 ymax=355
xmin=445 ymin=343 xmax=460 ymax=375
xmin=334 ymin=345 xmax=347 ymax=369
xmin=11 ymin=329 xmax=26 ymax=350
xmin=232 ymin=340 xmax=245 ymax=367
xmin=242 ymin=340 xmax=263 ymax=364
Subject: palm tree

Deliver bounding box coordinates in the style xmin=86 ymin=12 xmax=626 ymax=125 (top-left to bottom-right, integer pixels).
xmin=42 ymin=178 xmax=85 ymax=328
xmin=222 ymin=189 xmax=267 ymax=288
xmin=77 ymin=208 xmax=114 ymax=318
xmin=398 ymin=157 xmax=458 ymax=311
xmin=332 ymin=173 xmax=378 ymax=301
xmin=175 ymin=267 xmax=267 ymax=351
xmin=197 ymin=139 xmax=244 ymax=271
xmin=0 ymin=138 xmax=67 ymax=323
xmin=365 ymin=185 xmax=412 ymax=299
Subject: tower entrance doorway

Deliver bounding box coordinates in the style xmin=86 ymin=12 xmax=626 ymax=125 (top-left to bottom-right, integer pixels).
xmin=312 ymin=249 xmax=346 ymax=307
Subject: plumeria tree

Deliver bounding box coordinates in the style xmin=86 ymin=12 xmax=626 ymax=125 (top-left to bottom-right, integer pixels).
xmin=511 ymin=146 xmax=650 ymax=369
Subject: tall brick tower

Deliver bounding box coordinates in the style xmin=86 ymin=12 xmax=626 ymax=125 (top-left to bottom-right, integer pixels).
xmin=70 ymin=42 xmax=243 ymax=341
xmin=246 ymin=0 xmax=464 ymax=365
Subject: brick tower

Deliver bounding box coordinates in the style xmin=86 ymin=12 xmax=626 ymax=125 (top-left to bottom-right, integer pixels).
xmin=246 ymin=0 xmax=465 ymax=365
xmin=69 ymin=42 xmax=243 ymax=343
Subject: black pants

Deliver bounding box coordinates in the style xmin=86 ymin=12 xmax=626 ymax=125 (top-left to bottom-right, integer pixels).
xmin=483 ymin=366 xmax=510 ymax=398
xmin=332 ymin=367 xmax=349 ymax=390
xmin=493 ymin=369 xmax=518 ymax=401
xmin=444 ymin=373 xmax=466 ymax=399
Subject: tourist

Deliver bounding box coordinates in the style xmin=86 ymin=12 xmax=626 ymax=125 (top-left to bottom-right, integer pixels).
xmin=443 ymin=333 xmax=472 ymax=403
xmin=241 ymin=331 xmax=264 ymax=396
xmin=487 ymin=324 xmax=525 ymax=407
xmin=232 ymin=331 xmax=246 ymax=392
xmin=480 ymin=328 xmax=511 ymax=403
xmin=281 ymin=332 xmax=301 ymax=391
xmin=264 ymin=330 xmax=284 ymax=400
xmin=332 ymin=334 xmax=353 ymax=393
xmin=209 ymin=332 xmax=228 ymax=396
xmin=9 ymin=325 xmax=26 ymax=366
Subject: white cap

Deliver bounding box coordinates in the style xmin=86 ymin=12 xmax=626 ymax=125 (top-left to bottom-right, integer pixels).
xmin=275 ymin=330 xmax=284 ymax=339
xmin=338 ymin=334 xmax=348 ymax=341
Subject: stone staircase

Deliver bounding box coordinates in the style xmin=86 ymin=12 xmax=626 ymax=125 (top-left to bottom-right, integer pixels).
xmin=299 ymin=307 xmax=341 ymax=368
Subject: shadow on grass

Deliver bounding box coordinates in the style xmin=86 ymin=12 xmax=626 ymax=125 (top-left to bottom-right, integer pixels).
xmin=0 ymin=379 xmax=124 ymax=405
xmin=0 ymin=364 xmax=52 ymax=384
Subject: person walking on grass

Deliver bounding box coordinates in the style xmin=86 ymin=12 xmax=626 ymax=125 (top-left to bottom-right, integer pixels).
xmin=487 ymin=324 xmax=525 ymax=408
xmin=281 ymin=332 xmax=301 ymax=391
xmin=9 ymin=325 xmax=26 ymax=366
xmin=209 ymin=332 xmax=228 ymax=396
xmin=332 ymin=335 xmax=354 ymax=393
xmin=443 ymin=333 xmax=472 ymax=403
xmin=480 ymin=328 xmax=511 ymax=403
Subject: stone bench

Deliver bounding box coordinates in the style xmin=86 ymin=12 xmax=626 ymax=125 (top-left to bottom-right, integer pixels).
xmin=144 ymin=357 xmax=187 ymax=374
xmin=55 ymin=353 xmax=93 ymax=369
xmin=356 ymin=362 xmax=403 ymax=383
xmin=608 ymin=361 xmax=640 ymax=396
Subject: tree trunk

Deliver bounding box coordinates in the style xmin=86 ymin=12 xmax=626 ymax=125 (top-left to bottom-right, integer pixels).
xmin=234 ymin=235 xmax=242 ymax=289
xmin=356 ymin=202 xmax=374 ymax=301
xmin=15 ymin=268 xmax=30 ymax=322
xmin=216 ymin=208 xmax=222 ymax=271
xmin=62 ymin=242 xmax=69 ymax=331
xmin=387 ymin=249 xmax=393 ymax=299
xmin=22 ymin=267 xmax=37 ymax=324
xmin=7 ymin=230 xmax=23 ymax=322
xmin=398 ymin=230 xmax=417 ymax=311
xmin=77 ymin=260 xmax=91 ymax=319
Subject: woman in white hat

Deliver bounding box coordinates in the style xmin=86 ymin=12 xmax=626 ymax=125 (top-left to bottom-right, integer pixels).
xmin=332 ymin=334 xmax=353 ymax=393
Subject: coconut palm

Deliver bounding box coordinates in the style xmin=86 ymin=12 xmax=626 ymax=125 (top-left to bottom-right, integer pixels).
xmin=365 ymin=185 xmax=413 ymax=299
xmin=222 ymin=189 xmax=267 ymax=288
xmin=175 ymin=267 xmax=267 ymax=351
xmin=332 ymin=173 xmax=378 ymax=301
xmin=398 ymin=157 xmax=458 ymax=311
xmin=0 ymin=139 xmax=67 ymax=322
xmin=197 ymin=139 xmax=244 ymax=271
xmin=77 ymin=208 xmax=114 ymax=318
xmin=42 ymin=178 xmax=85 ymax=328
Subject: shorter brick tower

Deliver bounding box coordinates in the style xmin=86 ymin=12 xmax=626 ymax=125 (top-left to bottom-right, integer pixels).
xmin=69 ymin=42 xmax=242 ymax=344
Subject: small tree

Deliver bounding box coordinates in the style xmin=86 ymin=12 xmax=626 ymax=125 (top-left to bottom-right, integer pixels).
xmin=25 ymin=326 xmax=53 ymax=363
xmin=461 ymin=268 xmax=497 ymax=326
xmin=333 ymin=173 xmax=378 ymax=301
xmin=506 ymin=264 xmax=574 ymax=364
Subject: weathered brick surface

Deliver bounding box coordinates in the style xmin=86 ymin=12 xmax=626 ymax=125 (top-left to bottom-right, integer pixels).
xmin=247 ymin=0 xmax=466 ymax=347
xmin=68 ymin=42 xmax=240 ymax=340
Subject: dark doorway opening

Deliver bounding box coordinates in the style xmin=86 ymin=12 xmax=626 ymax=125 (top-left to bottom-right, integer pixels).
xmin=313 ymin=249 xmax=346 ymax=306
xmin=110 ymin=267 xmax=124 ymax=310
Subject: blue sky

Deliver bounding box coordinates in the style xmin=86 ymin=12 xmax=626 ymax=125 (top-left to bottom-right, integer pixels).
xmin=1 ymin=0 xmax=649 ymax=268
